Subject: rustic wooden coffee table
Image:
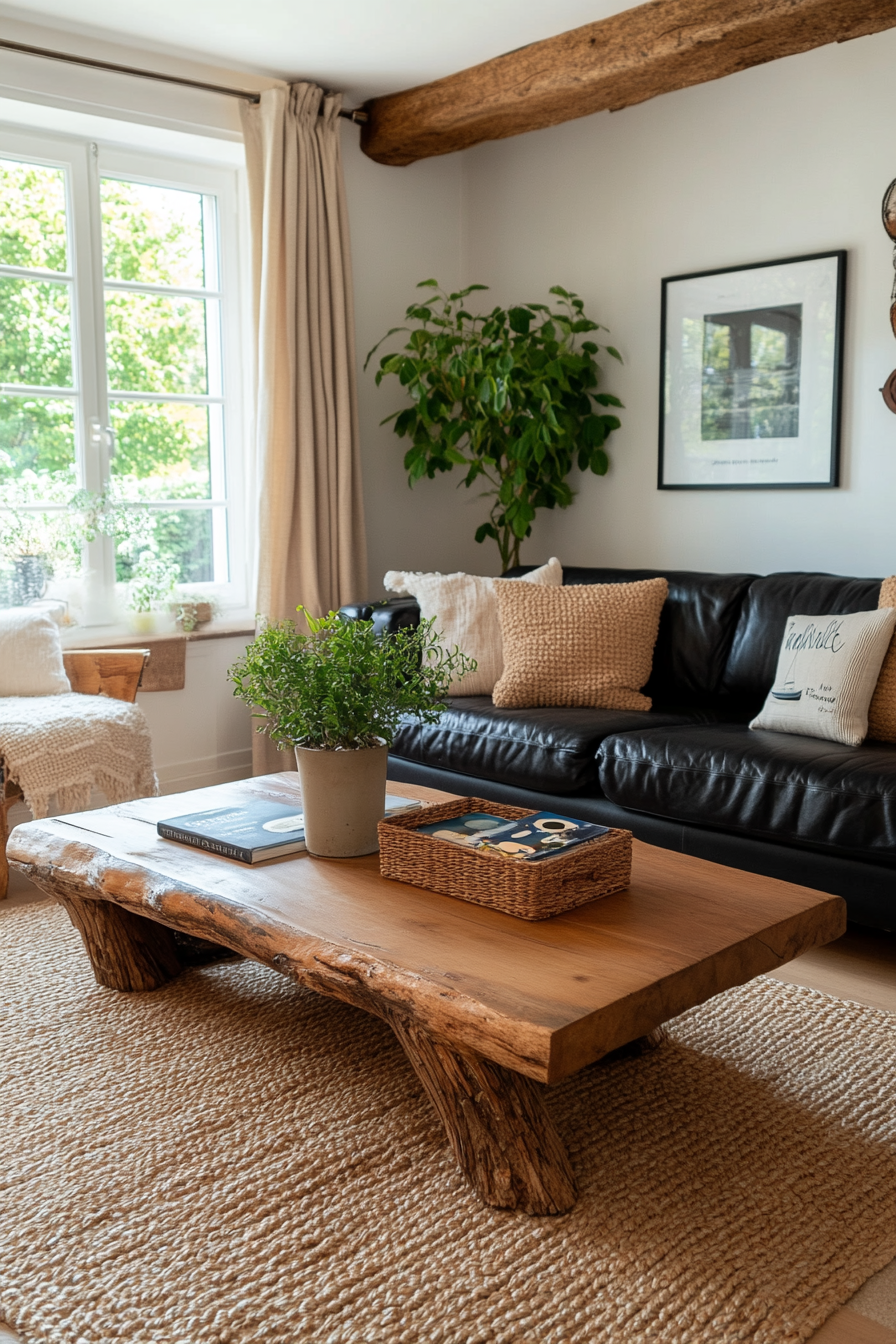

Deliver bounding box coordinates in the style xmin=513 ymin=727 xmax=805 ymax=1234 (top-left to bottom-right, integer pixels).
xmin=8 ymin=773 xmax=846 ymax=1216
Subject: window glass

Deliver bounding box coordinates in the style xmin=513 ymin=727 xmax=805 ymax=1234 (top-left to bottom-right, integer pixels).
xmin=111 ymin=499 xmax=221 ymax=586
xmin=0 ymin=153 xmax=80 ymax=607
xmin=147 ymin=506 xmax=216 ymax=584
xmin=0 ymin=397 xmax=76 ymax=482
xmin=101 ymin=179 xmax=206 ymax=288
xmin=100 ymin=176 xmax=226 ymax=593
xmin=109 ymin=402 xmax=211 ymax=499
xmin=0 ymin=277 xmax=73 ymax=387
xmin=0 ymin=158 xmax=67 ymax=272
xmin=104 ymin=290 xmax=209 ymax=395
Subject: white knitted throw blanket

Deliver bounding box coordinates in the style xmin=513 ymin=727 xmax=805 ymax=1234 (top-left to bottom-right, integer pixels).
xmin=0 ymin=693 xmax=158 ymax=818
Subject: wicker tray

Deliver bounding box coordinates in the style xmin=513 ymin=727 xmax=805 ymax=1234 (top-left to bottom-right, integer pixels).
xmin=378 ymin=797 xmax=631 ymax=920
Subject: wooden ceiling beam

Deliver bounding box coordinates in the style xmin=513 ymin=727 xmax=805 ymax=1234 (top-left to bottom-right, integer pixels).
xmin=360 ymin=0 xmax=896 ymax=166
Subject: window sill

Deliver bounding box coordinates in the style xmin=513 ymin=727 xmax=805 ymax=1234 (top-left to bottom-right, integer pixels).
xmin=60 ymin=618 xmax=255 ymax=650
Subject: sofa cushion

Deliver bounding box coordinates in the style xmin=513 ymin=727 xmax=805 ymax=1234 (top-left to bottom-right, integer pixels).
xmin=505 ymin=566 xmax=756 ymax=708
xmin=597 ymin=723 xmax=896 ymax=862
xmin=750 ymin=608 xmax=896 ymax=747
xmin=491 ymin=577 xmax=668 ymax=711
xmin=392 ymin=696 xmax=709 ymax=795
xmin=383 ymin=557 xmax=562 ymax=695
xmin=720 ymin=573 xmax=882 ymax=718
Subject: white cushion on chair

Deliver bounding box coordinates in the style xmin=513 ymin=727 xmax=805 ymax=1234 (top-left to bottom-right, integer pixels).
xmin=0 ymin=608 xmax=71 ymax=697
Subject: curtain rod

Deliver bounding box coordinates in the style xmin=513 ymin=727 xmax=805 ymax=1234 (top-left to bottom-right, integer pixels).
xmin=0 ymin=37 xmax=369 ymax=122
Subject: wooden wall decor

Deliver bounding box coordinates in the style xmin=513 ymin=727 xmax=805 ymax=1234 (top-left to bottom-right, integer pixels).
xmin=883 ymin=178 xmax=896 ymax=415
xmin=361 ymin=0 xmax=896 ymax=167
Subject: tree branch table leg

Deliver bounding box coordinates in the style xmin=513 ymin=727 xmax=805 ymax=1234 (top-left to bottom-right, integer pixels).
xmin=59 ymin=893 xmax=182 ymax=992
xmin=388 ymin=1015 xmax=576 ymax=1216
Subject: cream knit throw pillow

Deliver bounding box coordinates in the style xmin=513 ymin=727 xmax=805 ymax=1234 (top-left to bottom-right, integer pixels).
xmin=867 ymin=575 xmax=896 ymax=742
xmin=383 ymin=558 xmax=562 ymax=696
xmin=491 ymin=577 xmax=668 ymax=711
xmin=0 ymin=608 xmax=70 ymax=696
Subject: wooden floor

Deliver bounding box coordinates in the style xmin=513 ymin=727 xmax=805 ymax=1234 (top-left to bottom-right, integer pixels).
xmin=769 ymin=925 xmax=896 ymax=1017
xmin=767 ymin=925 xmax=896 ymax=1343
xmin=2 ymin=869 xmax=895 ymax=1342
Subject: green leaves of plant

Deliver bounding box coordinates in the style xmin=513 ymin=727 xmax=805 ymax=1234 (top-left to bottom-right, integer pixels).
xmin=366 ymin=281 xmax=624 ymax=570
xmin=228 ymin=612 xmax=478 ymax=751
xmin=508 ymin=307 xmax=533 ymax=335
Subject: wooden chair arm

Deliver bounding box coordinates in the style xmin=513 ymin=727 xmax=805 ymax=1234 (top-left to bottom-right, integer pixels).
xmin=63 ymin=649 xmax=150 ymax=703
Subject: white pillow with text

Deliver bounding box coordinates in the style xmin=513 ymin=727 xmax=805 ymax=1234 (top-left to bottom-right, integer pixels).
xmin=750 ymin=608 xmax=896 ymax=746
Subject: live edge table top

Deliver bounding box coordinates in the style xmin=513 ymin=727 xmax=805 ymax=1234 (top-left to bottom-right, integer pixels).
xmin=9 ymin=772 xmax=846 ymax=1087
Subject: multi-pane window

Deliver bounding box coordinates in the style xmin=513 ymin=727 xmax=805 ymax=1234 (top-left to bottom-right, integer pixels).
xmin=0 ymin=130 xmax=245 ymax=621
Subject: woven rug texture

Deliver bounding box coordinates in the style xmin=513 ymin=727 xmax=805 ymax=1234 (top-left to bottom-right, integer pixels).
xmin=1 ymin=900 xmax=895 ymax=1344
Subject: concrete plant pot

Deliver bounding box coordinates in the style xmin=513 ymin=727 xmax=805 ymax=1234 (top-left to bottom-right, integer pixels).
xmin=294 ymin=742 xmax=389 ymax=857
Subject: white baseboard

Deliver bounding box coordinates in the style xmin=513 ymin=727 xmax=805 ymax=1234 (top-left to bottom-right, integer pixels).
xmin=155 ymin=749 xmax=253 ymax=795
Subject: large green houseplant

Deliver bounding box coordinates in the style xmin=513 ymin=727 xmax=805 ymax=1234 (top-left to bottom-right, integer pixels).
xmin=229 ymin=609 xmax=474 ymax=857
xmin=367 ymin=282 xmax=624 ymax=570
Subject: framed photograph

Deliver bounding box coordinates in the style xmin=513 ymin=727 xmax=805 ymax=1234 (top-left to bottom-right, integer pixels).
xmin=658 ymin=251 xmax=846 ymax=490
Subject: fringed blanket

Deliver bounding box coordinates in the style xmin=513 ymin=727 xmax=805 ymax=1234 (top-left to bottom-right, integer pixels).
xmin=0 ymin=693 xmax=157 ymax=817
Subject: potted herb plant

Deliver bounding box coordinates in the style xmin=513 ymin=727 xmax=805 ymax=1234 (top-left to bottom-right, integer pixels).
xmin=367 ymin=281 xmax=623 ymax=570
xmin=228 ymin=609 xmax=475 ymax=857
xmin=126 ymin=550 xmax=180 ymax=633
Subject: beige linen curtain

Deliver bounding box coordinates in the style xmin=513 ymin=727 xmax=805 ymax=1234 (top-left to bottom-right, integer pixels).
xmin=241 ymin=83 xmax=367 ymax=775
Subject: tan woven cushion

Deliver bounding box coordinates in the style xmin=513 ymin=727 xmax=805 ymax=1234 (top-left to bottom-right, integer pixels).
xmin=868 ymin=575 xmax=896 ymax=742
xmin=492 ymin=578 xmax=668 ymax=711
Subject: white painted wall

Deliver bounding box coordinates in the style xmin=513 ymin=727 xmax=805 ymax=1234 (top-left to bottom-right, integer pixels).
xmin=136 ymin=636 xmax=253 ymax=794
xmin=341 ymin=129 xmax=495 ymax=593
xmin=459 ymin=28 xmax=896 ymax=579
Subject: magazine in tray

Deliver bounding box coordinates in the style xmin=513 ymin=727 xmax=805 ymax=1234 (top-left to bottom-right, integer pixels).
xmin=414 ymin=810 xmax=609 ymax=861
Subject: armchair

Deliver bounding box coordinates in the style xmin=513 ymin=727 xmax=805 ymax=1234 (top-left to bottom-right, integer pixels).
xmin=0 ymin=647 xmax=149 ymax=899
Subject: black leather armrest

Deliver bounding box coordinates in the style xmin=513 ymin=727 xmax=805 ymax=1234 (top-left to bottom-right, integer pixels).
xmin=338 ymin=597 xmax=420 ymax=636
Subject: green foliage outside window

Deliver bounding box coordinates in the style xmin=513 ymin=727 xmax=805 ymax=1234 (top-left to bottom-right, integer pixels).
xmin=0 ymin=161 xmax=67 ymax=271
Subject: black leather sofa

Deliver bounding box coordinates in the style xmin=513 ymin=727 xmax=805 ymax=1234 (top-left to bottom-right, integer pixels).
xmin=341 ymin=567 xmax=896 ymax=930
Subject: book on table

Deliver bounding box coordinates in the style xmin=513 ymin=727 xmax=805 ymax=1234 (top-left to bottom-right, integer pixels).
xmin=158 ymin=795 xmax=422 ymax=864
xmin=414 ymin=810 xmax=609 ymax=861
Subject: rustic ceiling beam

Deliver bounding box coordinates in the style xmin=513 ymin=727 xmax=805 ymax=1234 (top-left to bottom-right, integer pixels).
xmin=360 ymin=0 xmax=896 ymax=166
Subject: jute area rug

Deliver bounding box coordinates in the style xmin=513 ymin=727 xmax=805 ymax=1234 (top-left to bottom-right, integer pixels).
xmin=2 ymin=902 xmax=896 ymax=1344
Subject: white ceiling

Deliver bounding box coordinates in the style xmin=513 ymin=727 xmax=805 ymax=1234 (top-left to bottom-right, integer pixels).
xmin=0 ymin=0 xmax=635 ymax=103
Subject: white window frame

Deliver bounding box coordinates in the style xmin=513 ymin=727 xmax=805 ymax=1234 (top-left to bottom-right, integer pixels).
xmin=0 ymin=125 xmax=250 ymax=626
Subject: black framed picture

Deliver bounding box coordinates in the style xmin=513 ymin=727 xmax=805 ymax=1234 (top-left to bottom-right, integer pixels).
xmin=658 ymin=251 xmax=846 ymax=490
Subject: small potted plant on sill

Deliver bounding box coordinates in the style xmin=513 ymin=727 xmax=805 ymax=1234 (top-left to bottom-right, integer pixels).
xmin=228 ymin=608 xmax=475 ymax=858
xmin=126 ymin=550 xmax=180 ymax=634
